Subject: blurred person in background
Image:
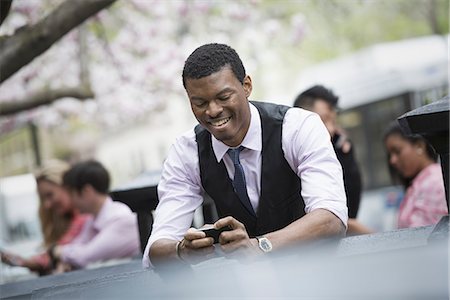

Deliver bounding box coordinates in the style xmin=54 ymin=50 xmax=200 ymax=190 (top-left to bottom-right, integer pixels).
xmin=49 ymin=160 xmax=140 ymax=272
xmin=293 ymin=85 xmax=373 ymax=235
xmin=384 ymin=121 xmax=448 ymax=228
xmin=0 ymin=160 xmax=89 ymax=275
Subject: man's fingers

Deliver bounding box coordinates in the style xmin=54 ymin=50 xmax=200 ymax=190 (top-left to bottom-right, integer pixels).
xmin=218 ymin=228 xmax=247 ymax=244
xmin=214 ymin=216 xmax=245 ymax=230
xmin=184 ymin=227 xmax=206 ymax=241
xmin=184 ymin=237 xmax=214 ymax=249
xmin=183 ymin=227 xmax=214 ymax=249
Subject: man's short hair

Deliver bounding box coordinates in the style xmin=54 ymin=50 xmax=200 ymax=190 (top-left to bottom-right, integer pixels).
xmin=63 ymin=160 xmax=110 ymax=194
xmin=293 ymin=85 xmax=339 ymax=109
xmin=182 ymin=43 xmax=246 ymax=88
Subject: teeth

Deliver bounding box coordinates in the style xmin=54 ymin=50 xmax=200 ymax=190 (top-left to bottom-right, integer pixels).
xmin=210 ymin=117 xmax=231 ymax=127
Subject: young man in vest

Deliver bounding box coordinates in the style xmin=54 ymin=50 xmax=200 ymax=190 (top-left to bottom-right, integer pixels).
xmin=50 ymin=160 xmax=140 ymax=271
xmin=143 ymin=43 xmax=348 ymax=268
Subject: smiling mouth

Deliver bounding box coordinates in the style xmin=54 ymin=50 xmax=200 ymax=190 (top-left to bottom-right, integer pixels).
xmin=208 ymin=117 xmax=231 ymax=127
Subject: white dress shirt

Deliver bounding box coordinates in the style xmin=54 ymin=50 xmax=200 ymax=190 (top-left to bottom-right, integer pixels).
xmin=143 ymin=103 xmax=348 ymax=268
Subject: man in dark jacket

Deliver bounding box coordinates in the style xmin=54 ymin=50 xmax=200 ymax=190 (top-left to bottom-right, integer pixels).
xmin=294 ymin=85 xmax=372 ymax=235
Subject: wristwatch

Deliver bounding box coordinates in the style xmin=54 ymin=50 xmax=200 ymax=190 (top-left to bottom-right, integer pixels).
xmin=255 ymin=236 xmax=272 ymax=253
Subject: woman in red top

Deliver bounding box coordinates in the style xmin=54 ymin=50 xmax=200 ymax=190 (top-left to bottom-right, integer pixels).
xmin=1 ymin=160 xmax=89 ymax=275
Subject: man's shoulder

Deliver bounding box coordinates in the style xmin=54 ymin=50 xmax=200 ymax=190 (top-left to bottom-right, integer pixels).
xmin=175 ymin=127 xmax=197 ymax=145
xmin=103 ymin=200 xmax=136 ymax=222
xmin=250 ymin=101 xmax=295 ymax=124
xmin=171 ymin=128 xmax=199 ymax=161
xmin=250 ymin=101 xmax=315 ymax=118
xmin=283 ymin=105 xmax=318 ymax=125
xmin=250 ymin=100 xmax=290 ymax=111
xmin=110 ymin=200 xmax=133 ymax=212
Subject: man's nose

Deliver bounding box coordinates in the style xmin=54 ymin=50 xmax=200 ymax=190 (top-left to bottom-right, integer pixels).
xmin=389 ymin=155 xmax=397 ymax=166
xmin=206 ymin=100 xmax=223 ymax=118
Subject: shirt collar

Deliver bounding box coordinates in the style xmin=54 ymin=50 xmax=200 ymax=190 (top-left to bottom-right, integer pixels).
xmin=211 ymin=103 xmax=262 ymax=162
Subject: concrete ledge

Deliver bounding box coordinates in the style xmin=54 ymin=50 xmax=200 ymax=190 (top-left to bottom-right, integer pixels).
xmin=1 ymin=221 xmax=447 ymax=299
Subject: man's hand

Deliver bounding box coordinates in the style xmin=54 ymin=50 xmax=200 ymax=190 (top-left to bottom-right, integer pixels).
xmin=213 ymin=216 xmax=259 ymax=257
xmin=177 ymin=228 xmax=216 ymax=264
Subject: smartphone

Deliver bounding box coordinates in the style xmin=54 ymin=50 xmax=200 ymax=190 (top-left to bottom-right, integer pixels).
xmin=200 ymin=225 xmax=232 ymax=244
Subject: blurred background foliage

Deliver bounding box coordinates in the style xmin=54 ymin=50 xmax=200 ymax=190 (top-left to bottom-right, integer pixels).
xmin=0 ymin=0 xmax=448 ymax=184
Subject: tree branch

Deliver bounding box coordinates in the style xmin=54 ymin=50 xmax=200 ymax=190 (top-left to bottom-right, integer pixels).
xmin=0 ymin=0 xmax=116 ymax=83
xmin=0 ymin=86 xmax=94 ymax=116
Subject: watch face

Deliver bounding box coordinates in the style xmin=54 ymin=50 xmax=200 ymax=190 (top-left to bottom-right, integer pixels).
xmin=258 ymin=237 xmax=272 ymax=252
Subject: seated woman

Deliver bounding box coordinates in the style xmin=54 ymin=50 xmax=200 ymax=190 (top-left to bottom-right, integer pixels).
xmin=383 ymin=121 xmax=448 ymax=228
xmin=1 ymin=160 xmax=89 ymax=275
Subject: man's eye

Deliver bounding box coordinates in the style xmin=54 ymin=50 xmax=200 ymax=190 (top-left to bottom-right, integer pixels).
xmin=193 ymin=101 xmax=206 ymax=107
xmin=218 ymin=95 xmax=230 ymax=101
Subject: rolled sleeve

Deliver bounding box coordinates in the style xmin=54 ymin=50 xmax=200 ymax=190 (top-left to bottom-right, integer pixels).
xmin=283 ymin=108 xmax=348 ymax=227
xmin=142 ymin=133 xmax=204 ymax=268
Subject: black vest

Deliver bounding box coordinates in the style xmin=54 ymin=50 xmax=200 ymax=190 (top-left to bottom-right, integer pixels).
xmin=195 ymin=101 xmax=305 ymax=237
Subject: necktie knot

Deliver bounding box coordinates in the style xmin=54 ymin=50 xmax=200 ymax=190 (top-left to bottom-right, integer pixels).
xmin=227 ymin=146 xmax=245 ymax=165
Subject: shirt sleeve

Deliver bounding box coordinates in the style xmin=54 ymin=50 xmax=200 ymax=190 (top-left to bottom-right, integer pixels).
xmin=142 ymin=130 xmax=204 ymax=268
xmin=57 ymin=214 xmax=89 ymax=245
xmin=60 ymin=214 xmax=139 ymax=268
xmin=282 ymin=108 xmax=348 ymax=227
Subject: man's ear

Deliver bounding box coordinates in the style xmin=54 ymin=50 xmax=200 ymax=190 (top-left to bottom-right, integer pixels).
xmin=81 ymin=184 xmax=95 ymax=196
xmin=243 ymin=75 xmax=252 ymax=98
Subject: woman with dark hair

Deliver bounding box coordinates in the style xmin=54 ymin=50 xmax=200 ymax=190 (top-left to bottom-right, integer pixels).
xmin=384 ymin=121 xmax=447 ymax=228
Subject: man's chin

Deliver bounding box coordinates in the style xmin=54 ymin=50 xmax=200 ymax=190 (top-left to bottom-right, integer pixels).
xmin=206 ymin=124 xmax=229 ymax=136
xmin=210 ymin=131 xmax=233 ymax=144
xmin=203 ymin=123 xmax=239 ymax=145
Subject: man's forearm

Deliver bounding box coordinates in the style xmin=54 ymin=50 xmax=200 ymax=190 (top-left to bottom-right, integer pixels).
xmin=149 ymin=238 xmax=179 ymax=267
xmin=264 ymin=208 xmax=346 ymax=250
